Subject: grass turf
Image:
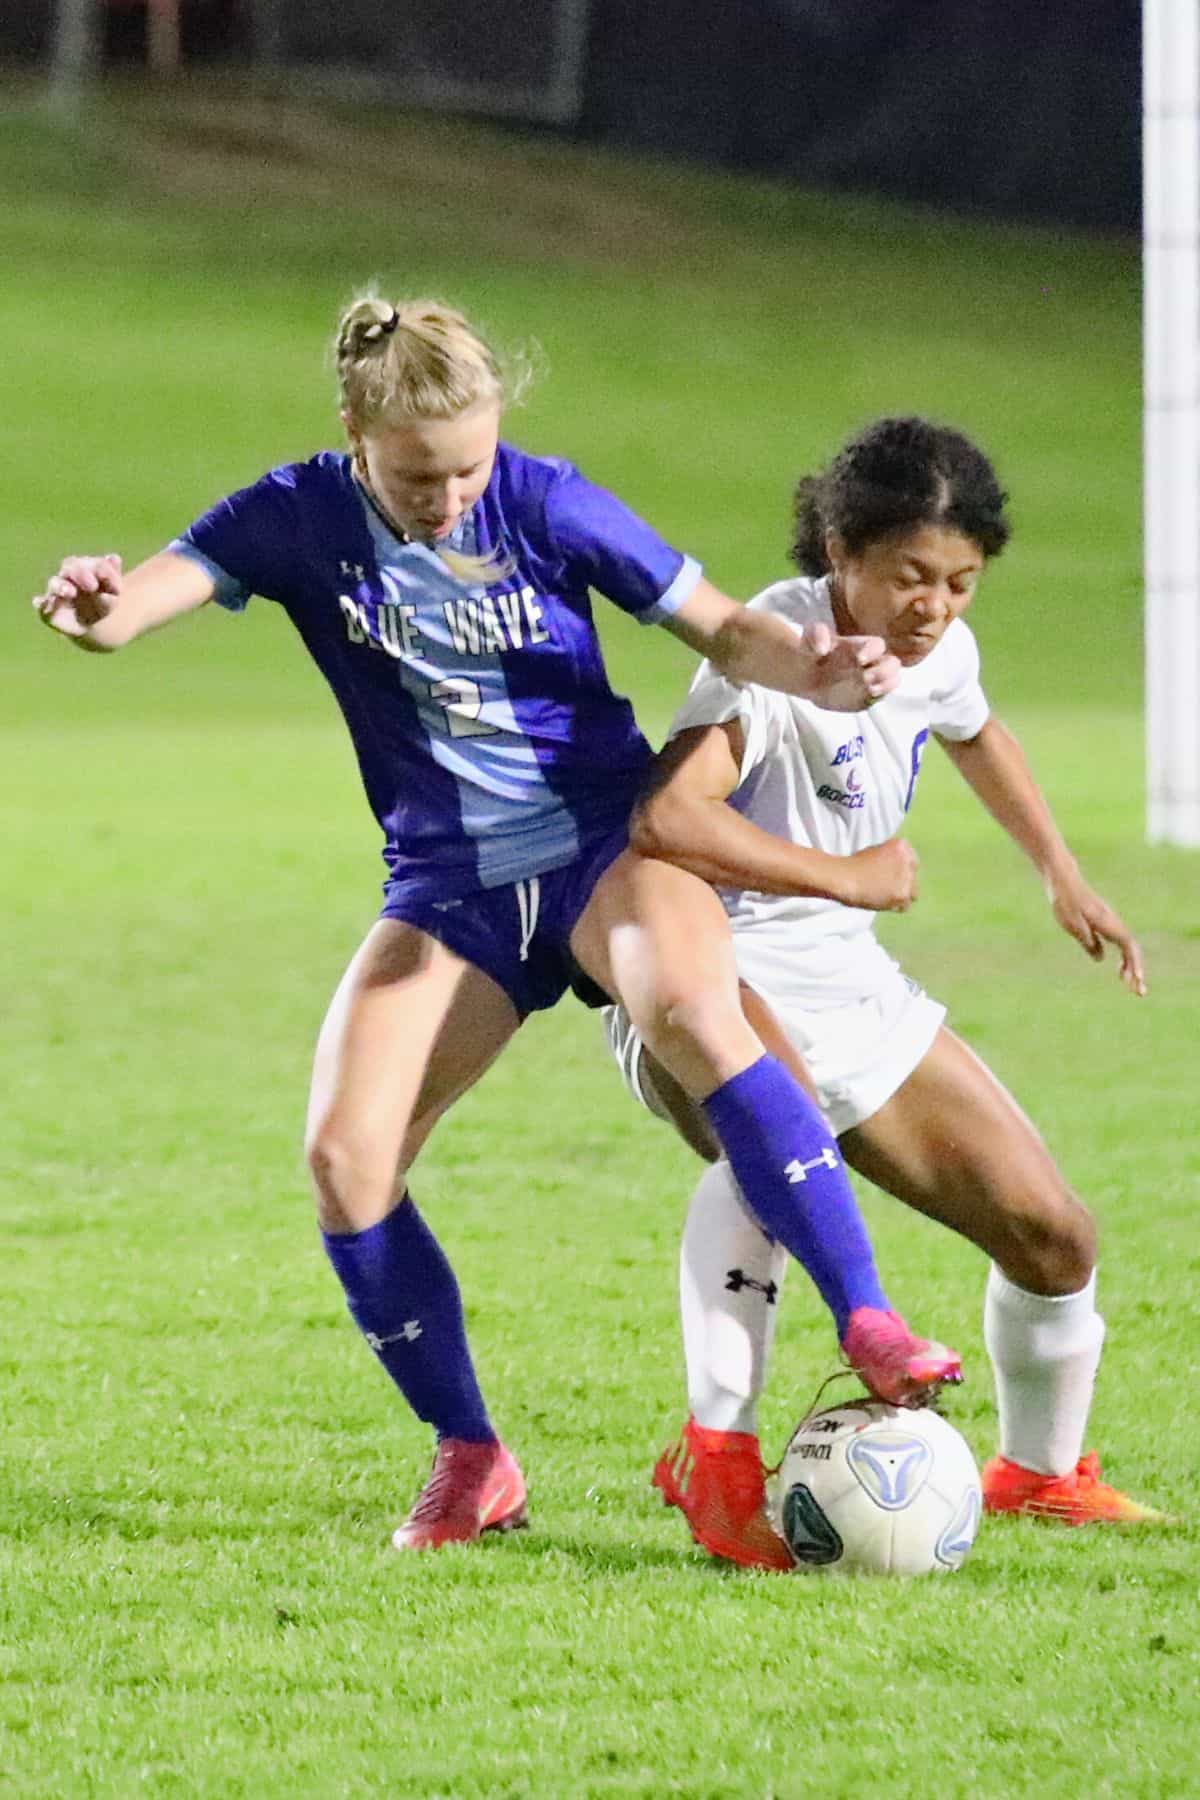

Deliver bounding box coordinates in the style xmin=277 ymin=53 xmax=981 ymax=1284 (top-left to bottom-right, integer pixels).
xmin=2 ymin=77 xmax=1197 ymax=1799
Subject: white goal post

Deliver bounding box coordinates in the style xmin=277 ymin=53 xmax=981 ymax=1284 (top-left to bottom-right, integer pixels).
xmin=1144 ymin=0 xmax=1200 ymax=845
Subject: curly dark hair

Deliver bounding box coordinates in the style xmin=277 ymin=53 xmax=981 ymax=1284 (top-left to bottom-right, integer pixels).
xmin=790 ymin=417 xmax=1011 ymax=574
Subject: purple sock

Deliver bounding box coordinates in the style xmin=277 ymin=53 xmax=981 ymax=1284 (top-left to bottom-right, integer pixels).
xmin=702 ymin=1055 xmax=888 ymax=1338
xmin=322 ymin=1195 xmax=495 ymax=1443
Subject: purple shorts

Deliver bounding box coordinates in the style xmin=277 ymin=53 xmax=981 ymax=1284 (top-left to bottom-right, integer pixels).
xmin=379 ymin=826 xmax=628 ymax=1019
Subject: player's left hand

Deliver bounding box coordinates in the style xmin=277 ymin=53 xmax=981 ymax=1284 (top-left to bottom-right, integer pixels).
xmin=802 ymin=620 xmax=902 ymax=711
xmin=1048 ymin=869 xmax=1147 ymax=996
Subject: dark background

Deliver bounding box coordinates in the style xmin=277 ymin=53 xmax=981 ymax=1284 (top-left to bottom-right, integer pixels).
xmin=3 ymin=1 xmax=1141 ymax=230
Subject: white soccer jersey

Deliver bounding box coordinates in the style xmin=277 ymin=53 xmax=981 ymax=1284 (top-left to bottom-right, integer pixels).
xmin=668 ymin=574 xmax=990 ymax=1006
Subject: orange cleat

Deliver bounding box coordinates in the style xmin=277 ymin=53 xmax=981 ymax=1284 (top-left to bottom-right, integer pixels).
xmin=841 ymin=1306 xmax=963 ymax=1408
xmin=652 ymin=1417 xmax=793 ymax=1571
xmin=391 ymin=1438 xmax=528 ymax=1550
xmin=982 ymin=1451 xmax=1171 ymax=1525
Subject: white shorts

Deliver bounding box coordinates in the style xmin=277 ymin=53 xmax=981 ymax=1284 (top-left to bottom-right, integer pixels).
xmin=603 ymin=952 xmax=945 ymax=1138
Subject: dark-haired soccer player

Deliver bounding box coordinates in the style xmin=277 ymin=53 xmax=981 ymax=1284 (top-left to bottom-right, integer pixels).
xmin=605 ymin=417 xmax=1163 ymax=1569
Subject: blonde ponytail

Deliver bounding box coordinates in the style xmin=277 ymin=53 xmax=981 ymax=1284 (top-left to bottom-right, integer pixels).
xmin=334 ymin=293 xmax=526 ymax=429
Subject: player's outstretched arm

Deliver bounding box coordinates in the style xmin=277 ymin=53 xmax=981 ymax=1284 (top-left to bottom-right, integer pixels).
xmin=665 ymin=577 xmax=901 ymax=712
xmin=939 ymin=716 xmax=1147 ymax=996
xmin=32 ymin=550 xmax=216 ymax=653
xmin=632 ymin=721 xmax=919 ymax=912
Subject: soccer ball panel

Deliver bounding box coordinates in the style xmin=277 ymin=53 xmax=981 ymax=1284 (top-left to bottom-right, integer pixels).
xmin=845 ymin=1429 xmax=933 ymax=1511
xmin=934 ymin=1484 xmax=982 ymax=1569
xmin=780 ymin=1482 xmax=843 ymax=1566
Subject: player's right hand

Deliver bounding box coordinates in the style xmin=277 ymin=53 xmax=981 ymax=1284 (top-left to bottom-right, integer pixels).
xmin=32 ymin=553 xmax=123 ymax=638
xmin=802 ymin=621 xmax=901 ymax=712
xmin=841 ymin=839 xmax=920 ymax=912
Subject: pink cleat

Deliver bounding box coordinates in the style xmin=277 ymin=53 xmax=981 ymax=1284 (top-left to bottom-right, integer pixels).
xmin=841 ymin=1306 xmax=962 ymax=1408
xmin=391 ymin=1438 xmax=528 ymax=1551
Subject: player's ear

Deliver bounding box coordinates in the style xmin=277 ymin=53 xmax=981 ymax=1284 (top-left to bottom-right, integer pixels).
xmin=340 ymin=409 xmax=360 ymax=450
xmin=824 ymin=530 xmax=845 ymax=574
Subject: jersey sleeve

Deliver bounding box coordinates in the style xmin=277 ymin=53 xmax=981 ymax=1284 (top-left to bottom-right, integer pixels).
xmin=929 ymin=620 xmax=990 ymax=741
xmin=666 ymin=665 xmax=782 ymax=784
xmin=168 ymin=467 xmax=303 ymax=613
xmin=544 ymin=463 xmax=702 ymax=624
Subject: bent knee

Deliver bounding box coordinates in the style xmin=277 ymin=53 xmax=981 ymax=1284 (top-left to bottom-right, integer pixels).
xmin=305 ymin=1115 xmax=405 ymax=1233
xmin=636 ymin=983 xmax=757 ymax=1072
xmin=999 ymin=1188 xmax=1096 ymax=1295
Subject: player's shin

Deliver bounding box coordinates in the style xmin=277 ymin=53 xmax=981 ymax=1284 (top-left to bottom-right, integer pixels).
xmin=681 ymin=1161 xmax=787 ymax=1434
xmin=701 ymin=1054 xmax=888 ymax=1339
xmin=322 ymin=1192 xmax=496 ymax=1442
xmin=983 ymin=1264 xmax=1105 ymax=1476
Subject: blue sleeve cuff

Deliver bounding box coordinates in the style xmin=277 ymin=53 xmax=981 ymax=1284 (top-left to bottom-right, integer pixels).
xmin=642 ymin=554 xmax=703 ymax=625
xmin=168 ymin=538 xmax=250 ymax=612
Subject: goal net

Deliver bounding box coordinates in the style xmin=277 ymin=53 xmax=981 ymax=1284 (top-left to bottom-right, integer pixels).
xmin=249 ymin=0 xmax=592 ymax=126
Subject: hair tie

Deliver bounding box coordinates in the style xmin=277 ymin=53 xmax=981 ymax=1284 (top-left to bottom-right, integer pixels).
xmin=362 ymin=307 xmax=400 ymax=345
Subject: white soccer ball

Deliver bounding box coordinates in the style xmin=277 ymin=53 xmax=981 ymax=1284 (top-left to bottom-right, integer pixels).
xmin=772 ymin=1400 xmax=981 ymax=1576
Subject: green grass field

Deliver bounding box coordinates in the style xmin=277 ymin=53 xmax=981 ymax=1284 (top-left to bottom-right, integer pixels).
xmin=2 ymin=77 xmax=1197 ymax=1799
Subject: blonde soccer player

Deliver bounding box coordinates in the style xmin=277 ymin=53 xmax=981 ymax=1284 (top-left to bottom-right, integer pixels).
xmin=33 ymin=302 xmax=962 ymax=1552
xmin=604 ymin=416 xmax=1163 ymax=1570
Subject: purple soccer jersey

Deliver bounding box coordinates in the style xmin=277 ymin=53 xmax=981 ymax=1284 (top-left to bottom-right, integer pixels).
xmin=173 ymin=445 xmax=700 ymax=892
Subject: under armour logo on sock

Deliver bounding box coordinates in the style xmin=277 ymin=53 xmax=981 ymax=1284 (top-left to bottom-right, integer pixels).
xmin=784 ymin=1148 xmax=840 ymax=1183
xmin=725 ymin=1268 xmax=779 ymax=1303
xmin=365 ymin=1321 xmax=423 ymax=1350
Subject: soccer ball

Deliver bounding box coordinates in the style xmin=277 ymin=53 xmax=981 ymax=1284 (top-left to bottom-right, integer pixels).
xmin=772 ymin=1400 xmax=981 ymax=1576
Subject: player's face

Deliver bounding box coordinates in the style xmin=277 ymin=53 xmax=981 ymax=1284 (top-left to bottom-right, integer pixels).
xmin=351 ymin=402 xmax=501 ymax=542
xmin=827 ymin=525 xmax=985 ymax=667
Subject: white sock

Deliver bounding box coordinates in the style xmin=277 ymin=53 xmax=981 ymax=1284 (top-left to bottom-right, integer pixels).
xmin=983 ymin=1264 xmax=1105 ymax=1477
xmin=680 ymin=1160 xmax=788 ymax=1436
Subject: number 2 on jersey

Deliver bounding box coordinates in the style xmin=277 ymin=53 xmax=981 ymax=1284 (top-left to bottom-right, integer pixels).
xmin=429 ymin=676 xmax=499 ymax=737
